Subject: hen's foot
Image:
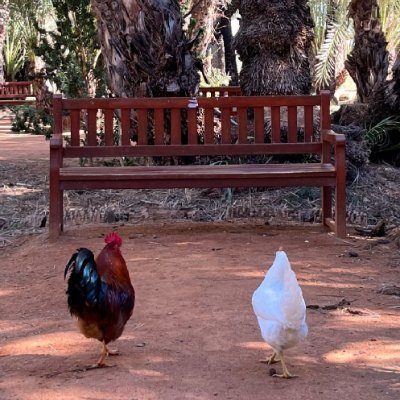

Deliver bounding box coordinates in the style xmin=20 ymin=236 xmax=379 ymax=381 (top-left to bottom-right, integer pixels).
xmin=260 ymin=352 xmax=280 ymax=364
xmin=273 ymin=353 xmax=297 ymax=378
xmin=273 ymin=370 xmax=297 ymax=379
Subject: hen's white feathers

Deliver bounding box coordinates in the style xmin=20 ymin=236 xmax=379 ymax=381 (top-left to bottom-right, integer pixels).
xmin=252 ymin=250 xmax=308 ymax=353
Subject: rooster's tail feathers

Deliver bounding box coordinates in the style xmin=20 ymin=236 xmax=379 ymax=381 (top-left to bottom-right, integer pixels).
xmin=64 ymin=248 xmax=94 ymax=279
xmin=64 ymin=248 xmax=106 ymax=312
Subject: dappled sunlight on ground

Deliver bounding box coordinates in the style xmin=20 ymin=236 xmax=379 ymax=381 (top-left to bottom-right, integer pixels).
xmin=1 ymin=223 xmax=399 ymax=399
xmin=324 ymin=340 xmax=400 ymax=370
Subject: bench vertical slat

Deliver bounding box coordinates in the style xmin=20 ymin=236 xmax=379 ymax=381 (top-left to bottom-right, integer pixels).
xmin=171 ymin=108 xmax=181 ymax=144
xmin=204 ymin=107 xmax=214 ymax=144
xmin=271 ymin=106 xmax=280 ymax=143
xmin=87 ymin=109 xmax=98 ymax=146
xmin=104 ymin=109 xmax=114 ymax=146
xmin=254 ymin=107 xmax=264 ymax=143
xmin=221 ymin=107 xmax=231 ymax=144
xmin=237 ymin=107 xmax=248 ymax=144
xmin=187 ymin=108 xmax=198 ymax=145
xmin=304 ymin=105 xmax=314 ymax=142
xmin=154 ymin=108 xmax=165 ymax=145
xmin=70 ymin=110 xmax=81 ymax=146
xmin=121 ymin=109 xmax=131 ymax=145
xmin=137 ymin=109 xmax=148 ymax=145
xmin=288 ymin=106 xmax=298 ymax=143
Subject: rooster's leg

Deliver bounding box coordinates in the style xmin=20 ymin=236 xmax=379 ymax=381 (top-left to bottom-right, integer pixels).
xmin=105 ymin=345 xmax=119 ymax=356
xmin=93 ymin=341 xmax=109 ymax=368
xmin=260 ymin=351 xmax=280 ymax=364
xmin=273 ymin=352 xmax=297 ymax=379
xmin=86 ymin=341 xmax=109 ymax=369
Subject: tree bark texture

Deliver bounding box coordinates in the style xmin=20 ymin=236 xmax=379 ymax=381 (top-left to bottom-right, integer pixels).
xmin=91 ymin=0 xmax=200 ymax=97
xmin=234 ymin=0 xmax=314 ymax=95
xmin=216 ymin=14 xmax=238 ymax=85
xmin=345 ymin=0 xmax=389 ymax=103
xmin=185 ymin=0 xmax=222 ymax=60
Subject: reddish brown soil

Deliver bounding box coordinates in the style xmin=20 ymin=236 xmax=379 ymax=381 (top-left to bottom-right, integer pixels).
xmin=0 ymin=131 xmax=400 ymax=400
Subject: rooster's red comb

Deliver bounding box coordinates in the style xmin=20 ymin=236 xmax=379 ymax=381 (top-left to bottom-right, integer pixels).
xmin=105 ymin=232 xmax=122 ymax=248
xmin=278 ymin=245 xmax=284 ymax=251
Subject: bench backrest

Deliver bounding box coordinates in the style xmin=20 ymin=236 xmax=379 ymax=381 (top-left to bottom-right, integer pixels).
xmin=53 ymin=92 xmax=331 ymax=160
xmin=0 ymin=81 xmax=33 ymax=99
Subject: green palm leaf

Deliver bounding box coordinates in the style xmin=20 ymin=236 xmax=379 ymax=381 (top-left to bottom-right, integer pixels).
xmin=314 ymin=20 xmax=352 ymax=89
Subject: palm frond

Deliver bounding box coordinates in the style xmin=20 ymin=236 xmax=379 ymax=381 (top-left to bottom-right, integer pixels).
xmin=366 ymin=116 xmax=400 ymax=146
xmin=4 ymin=22 xmax=26 ymax=80
xmin=309 ymin=0 xmax=329 ymax=51
xmin=314 ymin=20 xmax=352 ymax=89
xmin=379 ymin=0 xmax=400 ymax=53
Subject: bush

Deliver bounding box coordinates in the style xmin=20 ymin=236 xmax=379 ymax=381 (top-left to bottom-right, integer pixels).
xmin=10 ymin=105 xmax=53 ymax=138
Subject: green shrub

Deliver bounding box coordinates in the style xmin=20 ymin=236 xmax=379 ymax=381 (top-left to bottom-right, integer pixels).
xmin=11 ymin=105 xmax=53 ymax=138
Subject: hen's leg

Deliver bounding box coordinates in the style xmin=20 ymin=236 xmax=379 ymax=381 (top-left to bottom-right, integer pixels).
xmin=260 ymin=352 xmax=280 ymax=364
xmin=273 ymin=352 xmax=296 ymax=379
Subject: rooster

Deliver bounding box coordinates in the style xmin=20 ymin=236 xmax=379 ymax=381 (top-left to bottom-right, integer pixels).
xmin=252 ymin=247 xmax=308 ymax=378
xmin=64 ymin=232 xmax=135 ymax=368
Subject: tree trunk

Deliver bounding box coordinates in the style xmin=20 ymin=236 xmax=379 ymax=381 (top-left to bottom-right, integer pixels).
xmin=90 ymin=0 xmax=200 ymax=97
xmin=234 ymin=0 xmax=314 ymax=95
xmin=0 ymin=0 xmax=9 ymax=83
xmin=216 ymin=13 xmax=238 ymax=85
xmin=186 ymin=0 xmax=220 ymax=60
xmin=345 ymin=0 xmax=389 ymax=103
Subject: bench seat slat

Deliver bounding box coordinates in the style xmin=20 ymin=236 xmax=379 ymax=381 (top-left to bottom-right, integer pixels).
xmin=59 ymin=164 xmax=336 ymax=190
xmin=60 ymin=163 xmax=335 ymax=179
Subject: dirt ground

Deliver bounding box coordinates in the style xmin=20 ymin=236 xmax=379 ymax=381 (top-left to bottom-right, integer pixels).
xmin=0 ymin=132 xmax=400 ymax=400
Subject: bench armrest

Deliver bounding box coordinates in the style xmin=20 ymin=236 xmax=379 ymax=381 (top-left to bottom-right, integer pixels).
xmin=322 ymin=129 xmax=346 ymax=145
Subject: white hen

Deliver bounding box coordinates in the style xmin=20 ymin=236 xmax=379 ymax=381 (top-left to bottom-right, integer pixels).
xmin=252 ymin=248 xmax=308 ymax=378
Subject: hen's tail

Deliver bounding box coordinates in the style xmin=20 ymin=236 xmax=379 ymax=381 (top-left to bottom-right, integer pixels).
xmin=64 ymin=248 xmax=107 ymax=317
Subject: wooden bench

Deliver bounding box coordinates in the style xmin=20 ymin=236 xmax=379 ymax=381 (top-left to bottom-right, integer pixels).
xmin=49 ymin=91 xmax=346 ymax=238
xmin=0 ymin=81 xmax=35 ymax=106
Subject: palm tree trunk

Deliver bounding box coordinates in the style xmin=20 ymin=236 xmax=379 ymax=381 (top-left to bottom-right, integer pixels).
xmin=216 ymin=12 xmax=238 ymax=85
xmin=187 ymin=0 xmax=220 ymax=60
xmin=90 ymin=0 xmax=199 ymax=97
xmin=234 ymin=0 xmax=314 ymax=95
xmin=345 ymin=0 xmax=389 ymax=103
xmin=0 ymin=0 xmax=10 ymax=83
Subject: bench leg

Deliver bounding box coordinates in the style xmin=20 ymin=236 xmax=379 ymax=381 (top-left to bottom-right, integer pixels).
xmin=321 ymin=186 xmax=332 ymax=227
xmin=49 ymin=189 xmax=63 ymax=239
xmin=335 ymin=181 xmax=347 ymax=238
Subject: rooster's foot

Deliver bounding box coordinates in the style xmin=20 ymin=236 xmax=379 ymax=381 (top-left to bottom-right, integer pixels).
xmin=85 ymin=363 xmax=116 ymax=370
xmin=106 ymin=347 xmax=119 ymax=356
